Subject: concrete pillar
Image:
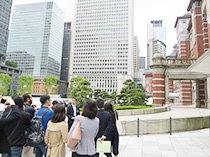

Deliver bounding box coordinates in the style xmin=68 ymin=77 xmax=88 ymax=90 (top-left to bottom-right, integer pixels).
xmin=165 ymin=75 xmax=170 ymax=105
xmin=207 ymin=76 xmax=210 ymax=109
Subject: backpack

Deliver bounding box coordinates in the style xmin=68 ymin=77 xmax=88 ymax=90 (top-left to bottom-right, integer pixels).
xmin=25 ymin=109 xmax=49 ymax=146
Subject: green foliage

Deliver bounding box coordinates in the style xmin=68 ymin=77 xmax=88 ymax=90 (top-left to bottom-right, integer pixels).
xmin=93 ymin=89 xmax=110 ymax=100
xmin=17 ymin=76 xmax=34 ymax=95
xmin=43 ymin=75 xmax=58 ymax=94
xmin=5 ymin=60 xmax=18 ymax=68
xmin=114 ymin=105 xmax=152 ymax=110
xmin=0 ymin=74 xmax=12 ymax=95
xmin=70 ymin=76 xmax=93 ymax=107
xmin=118 ymin=79 xmax=147 ymax=106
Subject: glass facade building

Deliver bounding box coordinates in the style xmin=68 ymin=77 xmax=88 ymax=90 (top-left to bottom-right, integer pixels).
xmin=70 ymin=0 xmax=134 ymax=93
xmin=7 ymin=2 xmax=64 ymax=79
xmin=147 ymin=20 xmax=166 ymax=68
xmin=60 ymin=22 xmax=71 ymax=82
xmin=0 ymin=0 xmax=13 ymax=57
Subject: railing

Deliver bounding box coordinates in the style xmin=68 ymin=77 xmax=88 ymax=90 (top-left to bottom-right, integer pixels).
xmin=133 ymin=116 xmax=210 ymax=136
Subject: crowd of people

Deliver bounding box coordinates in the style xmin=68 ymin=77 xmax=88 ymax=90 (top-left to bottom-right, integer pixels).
xmin=0 ymin=94 xmax=119 ymax=157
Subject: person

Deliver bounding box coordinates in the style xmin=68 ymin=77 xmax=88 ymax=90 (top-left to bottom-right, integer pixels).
xmin=51 ymin=100 xmax=58 ymax=111
xmin=69 ymin=100 xmax=99 ymax=157
xmin=22 ymin=94 xmax=35 ymax=157
xmin=35 ymin=95 xmax=53 ymax=157
xmin=0 ymin=98 xmax=20 ymax=156
xmin=104 ymin=102 xmax=119 ymax=157
xmin=45 ymin=104 xmax=68 ymax=157
xmin=2 ymin=97 xmax=31 ymax=157
xmin=67 ymin=98 xmax=80 ymax=131
xmin=0 ymin=97 xmax=6 ymax=118
xmin=23 ymin=94 xmax=35 ymax=118
xmin=95 ymin=99 xmax=112 ymax=157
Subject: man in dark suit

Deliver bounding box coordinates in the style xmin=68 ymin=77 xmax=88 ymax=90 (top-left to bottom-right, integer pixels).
xmin=67 ymin=98 xmax=80 ymax=131
xmin=95 ymin=99 xmax=112 ymax=157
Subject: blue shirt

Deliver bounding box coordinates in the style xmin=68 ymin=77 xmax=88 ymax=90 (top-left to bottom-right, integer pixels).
xmin=37 ymin=107 xmax=53 ymax=131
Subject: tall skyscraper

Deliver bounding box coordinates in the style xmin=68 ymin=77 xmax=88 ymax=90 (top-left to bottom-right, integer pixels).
xmin=70 ymin=0 xmax=134 ymax=93
xmin=7 ymin=2 xmax=64 ymax=79
xmin=139 ymin=56 xmax=145 ymax=69
xmin=133 ymin=36 xmax=140 ymax=72
xmin=60 ymin=22 xmax=71 ymax=82
xmin=147 ymin=20 xmax=166 ymax=68
xmin=0 ymin=0 xmax=13 ymax=61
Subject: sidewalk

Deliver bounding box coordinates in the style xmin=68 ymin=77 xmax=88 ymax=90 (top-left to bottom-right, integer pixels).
xmin=115 ymin=129 xmax=210 ymax=157
xmin=48 ymin=128 xmax=210 ymax=157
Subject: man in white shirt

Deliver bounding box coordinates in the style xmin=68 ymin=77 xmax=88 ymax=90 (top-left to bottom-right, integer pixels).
xmin=67 ymin=98 xmax=80 ymax=131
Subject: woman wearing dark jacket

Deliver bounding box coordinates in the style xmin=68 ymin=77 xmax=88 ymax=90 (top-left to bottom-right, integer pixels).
xmin=104 ymin=102 xmax=119 ymax=157
xmin=1 ymin=97 xmax=31 ymax=157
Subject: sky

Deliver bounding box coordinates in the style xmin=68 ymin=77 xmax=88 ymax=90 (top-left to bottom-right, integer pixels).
xmin=13 ymin=0 xmax=190 ymax=57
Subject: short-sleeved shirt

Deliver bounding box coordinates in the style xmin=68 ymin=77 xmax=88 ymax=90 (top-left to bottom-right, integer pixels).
xmin=37 ymin=107 xmax=53 ymax=131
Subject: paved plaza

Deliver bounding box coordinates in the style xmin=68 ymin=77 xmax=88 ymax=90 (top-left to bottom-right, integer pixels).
xmin=107 ymin=129 xmax=210 ymax=157
xmin=66 ymin=129 xmax=210 ymax=157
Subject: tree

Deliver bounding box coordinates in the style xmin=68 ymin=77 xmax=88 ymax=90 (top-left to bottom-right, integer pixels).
xmin=93 ymin=89 xmax=110 ymax=100
xmin=118 ymin=79 xmax=147 ymax=106
xmin=43 ymin=75 xmax=58 ymax=94
xmin=0 ymin=74 xmax=12 ymax=95
xmin=17 ymin=76 xmax=34 ymax=95
xmin=70 ymin=76 xmax=93 ymax=106
xmin=5 ymin=60 xmax=18 ymax=68
xmin=107 ymin=91 xmax=119 ymax=104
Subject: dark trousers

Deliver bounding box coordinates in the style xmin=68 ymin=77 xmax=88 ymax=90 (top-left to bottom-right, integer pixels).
xmin=2 ymin=146 xmax=23 ymax=157
xmin=95 ymin=153 xmax=112 ymax=157
xmin=35 ymin=141 xmax=47 ymax=157
xmin=76 ymin=154 xmax=96 ymax=157
xmin=112 ymin=130 xmax=119 ymax=155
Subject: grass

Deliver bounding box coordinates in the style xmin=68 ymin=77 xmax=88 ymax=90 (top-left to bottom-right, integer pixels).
xmin=113 ymin=105 xmax=152 ymax=110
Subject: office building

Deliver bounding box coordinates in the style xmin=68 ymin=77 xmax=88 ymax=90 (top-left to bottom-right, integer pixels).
xmin=60 ymin=22 xmax=71 ymax=82
xmin=7 ymin=2 xmax=64 ymax=79
xmin=0 ymin=0 xmax=13 ymax=57
xmin=139 ymin=56 xmax=145 ymax=69
xmin=70 ymin=0 xmax=134 ymax=93
xmin=133 ymin=36 xmax=139 ymax=72
xmin=147 ymin=20 xmax=166 ymax=68
xmin=6 ymin=51 xmax=35 ymax=75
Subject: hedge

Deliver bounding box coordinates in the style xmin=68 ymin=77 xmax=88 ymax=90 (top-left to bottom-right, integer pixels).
xmin=113 ymin=105 xmax=152 ymax=110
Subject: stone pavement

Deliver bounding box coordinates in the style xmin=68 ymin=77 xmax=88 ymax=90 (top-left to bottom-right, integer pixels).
xmin=67 ymin=128 xmax=210 ymax=157
xmin=24 ymin=128 xmax=209 ymax=157
xmin=112 ymin=129 xmax=210 ymax=157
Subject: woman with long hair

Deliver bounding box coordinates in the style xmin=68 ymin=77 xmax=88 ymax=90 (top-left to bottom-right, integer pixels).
xmin=104 ymin=102 xmax=119 ymax=157
xmin=45 ymin=104 xmax=68 ymax=157
xmin=69 ymin=100 xmax=99 ymax=157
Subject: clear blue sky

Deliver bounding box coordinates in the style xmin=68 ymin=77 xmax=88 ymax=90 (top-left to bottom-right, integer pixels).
xmin=13 ymin=0 xmax=190 ymax=57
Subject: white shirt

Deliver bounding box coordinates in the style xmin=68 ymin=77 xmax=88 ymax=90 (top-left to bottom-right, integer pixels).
xmin=72 ymin=104 xmax=77 ymax=116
